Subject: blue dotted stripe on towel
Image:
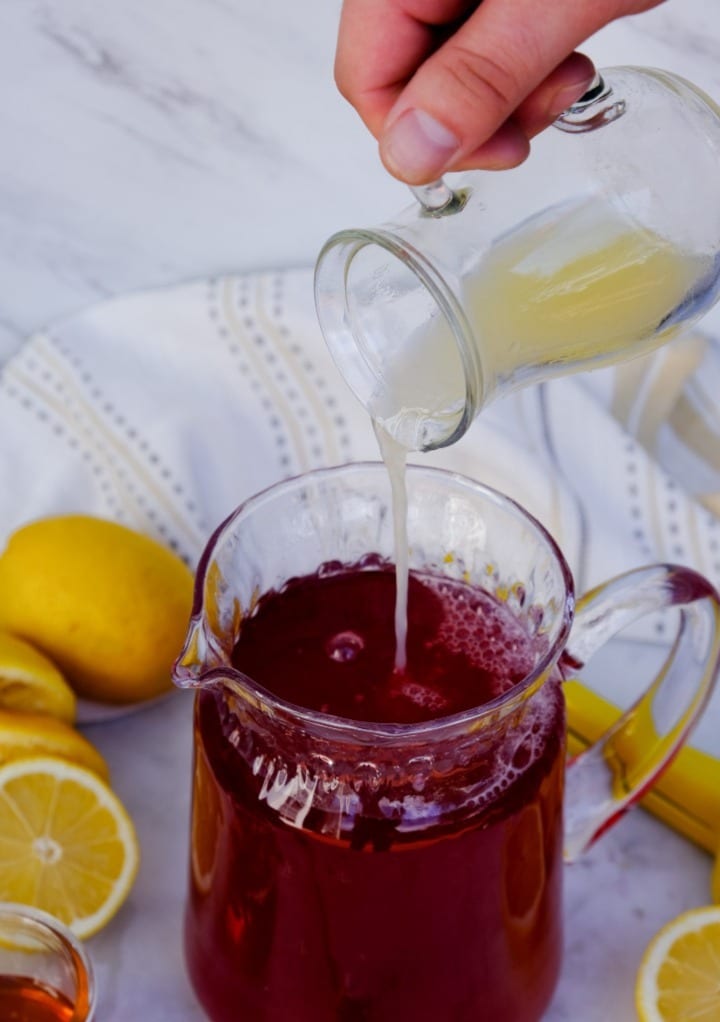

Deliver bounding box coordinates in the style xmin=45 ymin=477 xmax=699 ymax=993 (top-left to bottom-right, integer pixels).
xmin=24 ymin=334 xmax=204 ymax=563
xmin=207 ymin=275 xmax=354 ymax=476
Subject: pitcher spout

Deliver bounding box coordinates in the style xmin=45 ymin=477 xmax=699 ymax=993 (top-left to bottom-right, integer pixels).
xmin=172 ymin=614 xmax=231 ymax=690
xmin=172 ymin=511 xmax=251 ymax=690
xmin=172 ymin=616 xmax=205 ymax=689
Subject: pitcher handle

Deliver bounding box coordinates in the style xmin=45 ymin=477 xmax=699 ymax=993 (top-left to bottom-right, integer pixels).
xmin=561 ymin=563 xmax=720 ymax=861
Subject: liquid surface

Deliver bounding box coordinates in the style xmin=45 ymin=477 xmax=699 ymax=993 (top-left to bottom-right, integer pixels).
xmin=471 ymin=201 xmax=707 ymax=378
xmin=0 ymin=975 xmax=75 ymax=1022
xmin=231 ymin=565 xmax=542 ymax=724
xmin=187 ymin=565 xmax=566 ymax=1022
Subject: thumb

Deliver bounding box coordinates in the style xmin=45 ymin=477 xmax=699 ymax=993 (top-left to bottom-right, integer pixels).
xmin=378 ymin=0 xmax=611 ymax=183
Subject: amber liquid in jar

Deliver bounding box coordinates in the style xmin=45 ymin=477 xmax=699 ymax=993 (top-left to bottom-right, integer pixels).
xmin=0 ymin=974 xmax=75 ymax=1022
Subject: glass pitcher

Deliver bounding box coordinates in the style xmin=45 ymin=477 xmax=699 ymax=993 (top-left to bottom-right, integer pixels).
xmin=173 ymin=463 xmax=720 ymax=1022
xmin=314 ymin=67 xmax=720 ymax=451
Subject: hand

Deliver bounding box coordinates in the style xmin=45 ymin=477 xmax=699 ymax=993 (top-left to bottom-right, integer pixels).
xmin=335 ymin=0 xmax=666 ymax=183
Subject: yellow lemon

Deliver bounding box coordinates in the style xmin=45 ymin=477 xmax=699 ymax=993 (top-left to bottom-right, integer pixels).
xmin=0 ymin=709 xmax=109 ymax=780
xmin=0 ymin=515 xmax=194 ymax=704
xmin=635 ymin=905 xmax=720 ymax=1021
xmin=0 ymin=755 xmax=139 ymax=938
xmin=0 ymin=631 xmax=76 ymax=723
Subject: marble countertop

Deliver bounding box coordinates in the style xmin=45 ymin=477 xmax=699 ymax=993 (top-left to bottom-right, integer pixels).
xmin=3 ymin=0 xmax=720 ymax=361
xmin=2 ymin=2 xmax=720 ymax=1020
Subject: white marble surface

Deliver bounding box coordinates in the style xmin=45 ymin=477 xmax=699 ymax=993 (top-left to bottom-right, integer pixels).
xmin=2 ymin=1 xmax=720 ymax=1020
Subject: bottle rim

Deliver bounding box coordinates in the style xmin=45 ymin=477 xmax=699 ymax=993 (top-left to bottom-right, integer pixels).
xmin=313 ymin=227 xmax=484 ymax=452
xmin=0 ymin=901 xmax=96 ymax=1021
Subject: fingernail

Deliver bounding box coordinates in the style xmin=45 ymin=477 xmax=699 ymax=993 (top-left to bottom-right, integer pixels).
xmin=381 ymin=109 xmax=460 ymax=182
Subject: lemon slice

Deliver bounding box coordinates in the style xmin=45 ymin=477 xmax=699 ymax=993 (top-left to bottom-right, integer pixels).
xmin=636 ymin=905 xmax=720 ymax=1021
xmin=0 ymin=632 xmax=76 ymax=723
xmin=0 ymin=710 xmax=109 ymax=780
xmin=0 ymin=756 xmax=139 ymax=938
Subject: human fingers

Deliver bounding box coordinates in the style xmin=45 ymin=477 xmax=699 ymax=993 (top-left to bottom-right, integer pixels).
xmin=378 ymin=0 xmax=665 ymax=182
xmin=511 ymin=51 xmax=598 ymax=139
xmin=335 ymin=0 xmax=477 ymax=137
xmin=452 ymin=51 xmax=597 ymax=172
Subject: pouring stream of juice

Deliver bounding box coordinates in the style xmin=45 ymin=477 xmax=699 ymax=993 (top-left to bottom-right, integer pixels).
xmin=375 ymin=425 xmax=409 ymax=672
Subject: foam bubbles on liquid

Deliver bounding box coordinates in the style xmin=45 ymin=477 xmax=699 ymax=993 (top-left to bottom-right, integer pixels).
xmin=425 ymin=577 xmax=538 ymax=700
xmin=463 ymin=681 xmax=563 ymax=815
xmin=392 ymin=677 xmax=449 ymax=713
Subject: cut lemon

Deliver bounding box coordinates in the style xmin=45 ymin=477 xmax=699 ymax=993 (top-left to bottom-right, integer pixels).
xmin=0 ymin=710 xmax=109 ymax=780
xmin=0 ymin=632 xmax=76 ymax=723
xmin=636 ymin=905 xmax=720 ymax=1021
xmin=0 ymin=756 xmax=139 ymax=938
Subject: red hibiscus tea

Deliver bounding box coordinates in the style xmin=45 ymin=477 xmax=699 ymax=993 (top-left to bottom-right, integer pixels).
xmin=176 ymin=462 xmax=720 ymax=1022
xmin=185 ymin=562 xmax=566 ymax=1022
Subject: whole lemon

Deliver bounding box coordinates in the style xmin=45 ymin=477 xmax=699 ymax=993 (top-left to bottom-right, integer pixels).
xmin=0 ymin=515 xmax=194 ymax=704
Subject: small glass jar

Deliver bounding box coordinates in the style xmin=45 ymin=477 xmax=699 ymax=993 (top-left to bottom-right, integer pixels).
xmin=314 ymin=67 xmax=720 ymax=451
xmin=0 ymin=902 xmax=96 ymax=1021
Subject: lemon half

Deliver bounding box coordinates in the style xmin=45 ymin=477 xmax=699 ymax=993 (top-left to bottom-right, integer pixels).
xmin=0 ymin=632 xmax=76 ymax=722
xmin=636 ymin=905 xmax=720 ymax=1021
xmin=0 ymin=709 xmax=109 ymax=780
xmin=0 ymin=755 xmax=139 ymax=938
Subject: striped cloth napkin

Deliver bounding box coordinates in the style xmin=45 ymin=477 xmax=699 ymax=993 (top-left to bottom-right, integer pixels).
xmin=1 ymin=267 xmax=719 ymax=737
xmin=0 ymin=269 xmax=586 ymax=570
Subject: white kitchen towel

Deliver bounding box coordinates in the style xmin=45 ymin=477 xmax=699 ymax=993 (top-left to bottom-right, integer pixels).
xmin=2 ymin=266 xmax=720 ymax=620
xmin=0 ymin=270 xmax=583 ymax=566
